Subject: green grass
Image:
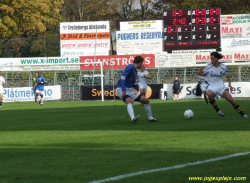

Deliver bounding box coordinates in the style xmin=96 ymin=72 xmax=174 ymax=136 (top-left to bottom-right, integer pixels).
xmin=0 ymin=99 xmax=249 ymax=183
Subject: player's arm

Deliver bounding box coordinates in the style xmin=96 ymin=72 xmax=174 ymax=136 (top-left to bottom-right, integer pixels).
xmin=197 ymin=69 xmax=206 ymax=76
xmin=120 ymin=66 xmax=131 ymax=96
xmin=226 ymin=75 xmax=233 ymax=90
xmin=178 ymin=81 xmax=180 ymax=91
xmin=40 ymin=77 xmax=48 ymax=84
xmin=144 ymin=74 xmax=151 ymax=79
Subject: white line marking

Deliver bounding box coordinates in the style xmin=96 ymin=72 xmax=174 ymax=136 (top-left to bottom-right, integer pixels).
xmin=86 ymin=151 xmax=250 ymax=183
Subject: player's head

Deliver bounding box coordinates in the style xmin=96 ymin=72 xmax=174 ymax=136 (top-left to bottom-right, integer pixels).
xmin=210 ymin=52 xmax=223 ymax=64
xmin=133 ymin=56 xmax=144 ymax=69
xmin=175 ymin=76 xmax=178 ymax=80
xmin=35 ymin=72 xmax=38 ymax=77
xmin=141 ymin=65 xmax=145 ymax=71
xmin=38 ymin=72 xmax=42 ymax=77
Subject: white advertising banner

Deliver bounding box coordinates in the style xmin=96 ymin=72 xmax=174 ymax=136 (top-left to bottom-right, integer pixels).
xmin=221 ymin=14 xmax=250 ymax=39
xmin=3 ymin=85 xmax=62 ymax=102
xmin=60 ymin=21 xmax=110 ymax=57
xmin=221 ymin=25 xmax=250 ymax=38
xmin=194 ymin=52 xmax=250 ymax=65
xmin=19 ymin=57 xmax=80 ymax=71
xmin=221 ymin=14 xmax=250 ymax=51
xmin=155 ymin=52 xmax=194 ymax=68
xmin=221 ymin=14 xmax=250 ymax=26
xmin=162 ymin=82 xmax=250 ymax=99
xmin=221 ymin=38 xmax=250 ymax=52
xmin=119 ymin=20 xmax=163 ymax=31
xmin=0 ymin=57 xmax=80 ymax=71
xmin=0 ymin=58 xmax=20 ymax=71
xmin=172 ymin=49 xmax=216 ymax=54
xmin=116 ymin=31 xmax=163 ymax=55
xmin=155 ymin=51 xmax=250 ymax=68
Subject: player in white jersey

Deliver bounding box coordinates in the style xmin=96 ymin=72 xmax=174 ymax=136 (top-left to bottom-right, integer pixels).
xmin=137 ymin=65 xmax=151 ymax=106
xmin=197 ymin=52 xmax=248 ymax=118
xmin=0 ymin=71 xmax=6 ymax=107
xmin=198 ymin=74 xmax=209 ymax=104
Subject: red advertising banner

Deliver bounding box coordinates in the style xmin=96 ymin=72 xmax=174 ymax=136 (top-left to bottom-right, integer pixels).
xmin=80 ymin=54 xmax=155 ymax=70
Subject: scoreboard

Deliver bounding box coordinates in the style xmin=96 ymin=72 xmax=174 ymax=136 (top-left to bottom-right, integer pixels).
xmin=163 ymin=8 xmax=221 ymax=50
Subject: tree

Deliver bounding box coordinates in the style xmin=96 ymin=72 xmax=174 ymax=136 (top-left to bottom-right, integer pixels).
xmin=0 ymin=0 xmax=64 ymax=39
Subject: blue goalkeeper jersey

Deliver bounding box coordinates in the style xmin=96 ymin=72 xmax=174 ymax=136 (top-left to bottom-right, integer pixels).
xmin=36 ymin=76 xmax=47 ymax=91
xmin=117 ymin=64 xmax=137 ymax=92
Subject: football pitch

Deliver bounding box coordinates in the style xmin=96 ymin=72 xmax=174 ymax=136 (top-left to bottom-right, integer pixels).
xmin=0 ymin=99 xmax=249 ymax=183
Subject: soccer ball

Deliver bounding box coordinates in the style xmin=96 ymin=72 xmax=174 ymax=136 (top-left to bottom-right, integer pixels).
xmin=184 ymin=109 xmax=194 ymax=120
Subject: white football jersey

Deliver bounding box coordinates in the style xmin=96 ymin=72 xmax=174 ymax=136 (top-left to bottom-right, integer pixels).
xmin=137 ymin=71 xmax=149 ymax=85
xmin=0 ymin=76 xmax=5 ymax=86
xmin=203 ymin=63 xmax=229 ymax=85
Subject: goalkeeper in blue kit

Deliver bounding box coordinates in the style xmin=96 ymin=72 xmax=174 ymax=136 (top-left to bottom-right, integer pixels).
xmin=35 ymin=72 xmax=47 ymax=106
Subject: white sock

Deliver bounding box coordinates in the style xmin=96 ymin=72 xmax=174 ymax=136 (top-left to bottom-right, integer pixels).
xmin=127 ymin=103 xmax=134 ymax=120
xmin=144 ymin=103 xmax=153 ymax=120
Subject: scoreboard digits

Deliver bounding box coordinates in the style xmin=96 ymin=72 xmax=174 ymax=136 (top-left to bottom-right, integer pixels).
xmin=163 ymin=8 xmax=221 ymax=50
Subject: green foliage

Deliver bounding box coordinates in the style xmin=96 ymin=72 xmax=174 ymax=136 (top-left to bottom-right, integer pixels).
xmin=0 ymin=0 xmax=63 ymax=38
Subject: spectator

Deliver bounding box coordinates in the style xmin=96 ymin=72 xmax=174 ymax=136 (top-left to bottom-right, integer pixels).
xmin=173 ymin=77 xmax=180 ymax=100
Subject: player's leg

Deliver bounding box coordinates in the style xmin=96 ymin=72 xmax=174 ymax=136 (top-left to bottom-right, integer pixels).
xmin=222 ymin=89 xmax=248 ymax=118
xmin=117 ymin=87 xmax=139 ymax=124
xmin=40 ymin=91 xmax=44 ymax=106
xmin=177 ymin=92 xmax=179 ymax=100
xmin=173 ymin=91 xmax=175 ymax=100
xmin=201 ymin=83 xmax=209 ymax=104
xmin=139 ymin=88 xmax=145 ymax=106
xmin=140 ymin=85 xmax=147 ymax=106
xmin=35 ymin=90 xmax=39 ymax=103
xmin=139 ymin=95 xmax=158 ymax=122
xmin=207 ymin=89 xmax=224 ymax=116
xmin=203 ymin=91 xmax=209 ymax=104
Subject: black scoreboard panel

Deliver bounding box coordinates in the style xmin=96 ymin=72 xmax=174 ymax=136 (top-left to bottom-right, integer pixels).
xmin=163 ymin=8 xmax=221 ymax=50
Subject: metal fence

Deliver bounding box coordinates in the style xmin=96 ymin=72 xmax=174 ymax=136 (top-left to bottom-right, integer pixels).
xmin=2 ymin=65 xmax=250 ymax=101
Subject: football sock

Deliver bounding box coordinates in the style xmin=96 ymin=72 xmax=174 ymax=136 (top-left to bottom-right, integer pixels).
xmin=0 ymin=98 xmax=3 ymax=106
xmin=127 ymin=103 xmax=135 ymax=120
xmin=144 ymin=103 xmax=153 ymax=120
xmin=204 ymin=96 xmax=208 ymax=104
xmin=232 ymin=102 xmax=245 ymax=116
xmin=209 ymin=99 xmax=220 ymax=112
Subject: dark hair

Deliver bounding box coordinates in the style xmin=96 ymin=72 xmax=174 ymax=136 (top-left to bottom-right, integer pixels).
xmin=133 ymin=56 xmax=144 ymax=63
xmin=210 ymin=51 xmax=223 ymax=59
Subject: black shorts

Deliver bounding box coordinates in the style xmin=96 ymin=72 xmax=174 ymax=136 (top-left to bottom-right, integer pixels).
xmin=173 ymin=89 xmax=179 ymax=94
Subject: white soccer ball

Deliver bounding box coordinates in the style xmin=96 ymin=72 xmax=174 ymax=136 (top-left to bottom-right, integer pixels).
xmin=184 ymin=109 xmax=194 ymax=120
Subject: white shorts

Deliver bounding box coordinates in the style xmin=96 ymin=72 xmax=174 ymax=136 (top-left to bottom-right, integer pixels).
xmin=117 ymin=87 xmax=141 ymax=102
xmin=200 ymin=82 xmax=208 ymax=92
xmin=0 ymin=85 xmax=3 ymax=93
xmin=138 ymin=83 xmax=147 ymax=93
xmin=207 ymin=84 xmax=228 ymax=97
xmin=35 ymin=90 xmax=44 ymax=95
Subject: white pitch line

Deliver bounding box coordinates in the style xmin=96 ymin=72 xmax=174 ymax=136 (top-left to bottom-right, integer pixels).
xmin=86 ymin=151 xmax=250 ymax=183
